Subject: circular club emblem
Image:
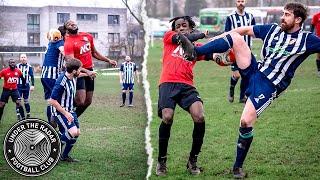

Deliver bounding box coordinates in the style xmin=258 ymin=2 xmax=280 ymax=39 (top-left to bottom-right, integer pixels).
xmin=3 ymin=118 xmax=60 ymax=176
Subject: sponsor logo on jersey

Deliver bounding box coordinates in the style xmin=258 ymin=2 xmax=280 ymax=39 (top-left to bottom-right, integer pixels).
xmin=80 ymin=42 xmax=91 ymax=54
xmin=7 ymin=77 xmax=18 ymax=83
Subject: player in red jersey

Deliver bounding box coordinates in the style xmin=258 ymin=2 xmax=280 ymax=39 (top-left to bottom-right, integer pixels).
xmin=63 ymin=20 xmax=117 ymax=117
xmin=0 ymin=59 xmax=25 ymax=121
xmin=156 ymin=16 xmax=214 ymax=176
xmin=311 ymin=11 xmax=320 ymax=77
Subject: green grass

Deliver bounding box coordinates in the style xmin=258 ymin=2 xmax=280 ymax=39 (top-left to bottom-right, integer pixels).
xmin=147 ymin=39 xmax=320 ymax=179
xmin=0 ymin=74 xmax=148 ymax=179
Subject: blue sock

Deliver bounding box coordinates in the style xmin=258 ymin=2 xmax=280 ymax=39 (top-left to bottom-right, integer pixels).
xmin=129 ymin=92 xmax=133 ymax=104
xmin=60 ymin=132 xmax=77 ymax=158
xmin=233 ymin=127 xmax=253 ymax=169
xmin=195 ymin=34 xmax=233 ymax=55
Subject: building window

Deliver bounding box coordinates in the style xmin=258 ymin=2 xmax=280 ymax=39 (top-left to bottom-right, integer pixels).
xmin=88 ymin=32 xmax=98 ymax=39
xmin=77 ymin=14 xmax=98 ymax=21
xmin=108 ymin=15 xmax=120 ymax=25
xmin=57 ymin=13 xmax=70 ymax=24
xmin=27 ymin=33 xmax=40 ymax=46
xmin=108 ymin=33 xmax=120 ymax=44
xmin=27 ymin=14 xmax=40 ymax=31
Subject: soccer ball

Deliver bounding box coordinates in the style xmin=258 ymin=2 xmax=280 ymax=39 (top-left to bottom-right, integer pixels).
xmin=212 ymin=49 xmax=236 ymax=66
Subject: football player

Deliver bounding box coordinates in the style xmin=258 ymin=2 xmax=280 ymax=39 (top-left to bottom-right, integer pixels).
xmin=156 ymin=16 xmax=214 ymax=176
xmin=225 ymin=0 xmax=256 ymax=103
xmin=0 ymin=59 xmax=25 ymax=121
xmin=119 ymin=55 xmax=139 ymax=107
xmin=17 ymin=54 xmax=34 ymax=118
xmin=63 ymin=20 xmax=117 ymax=117
xmin=49 ymin=58 xmax=84 ymax=162
xmin=180 ymin=2 xmax=320 ymax=178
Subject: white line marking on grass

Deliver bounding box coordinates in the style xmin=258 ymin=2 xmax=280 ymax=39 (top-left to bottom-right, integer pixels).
xmin=142 ymin=1 xmax=154 ymax=179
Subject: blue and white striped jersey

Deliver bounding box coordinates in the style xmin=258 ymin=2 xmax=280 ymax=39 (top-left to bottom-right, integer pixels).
xmin=253 ymin=24 xmax=320 ymax=92
xmin=50 ymin=73 xmax=76 ymax=116
xmin=41 ymin=39 xmax=64 ymax=79
xmin=120 ymin=61 xmax=137 ymax=84
xmin=16 ymin=63 xmax=34 ymax=85
xmin=225 ymin=11 xmax=256 ymax=48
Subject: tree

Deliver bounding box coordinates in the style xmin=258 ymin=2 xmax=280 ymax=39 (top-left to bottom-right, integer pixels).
xmin=121 ymin=0 xmax=143 ymax=26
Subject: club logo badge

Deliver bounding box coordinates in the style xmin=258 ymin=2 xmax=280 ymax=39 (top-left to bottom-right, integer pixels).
xmin=3 ymin=118 xmax=60 ymax=176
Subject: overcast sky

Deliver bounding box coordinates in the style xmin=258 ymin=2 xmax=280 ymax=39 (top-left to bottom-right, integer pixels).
xmin=3 ymin=0 xmax=129 ymax=8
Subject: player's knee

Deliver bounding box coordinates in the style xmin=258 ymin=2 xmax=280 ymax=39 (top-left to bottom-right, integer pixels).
xmin=192 ymin=112 xmax=205 ymax=123
xmin=240 ymin=119 xmax=252 ymax=128
xmin=24 ymin=99 xmax=29 ymax=103
xmin=162 ymin=110 xmax=173 ymax=124
xmin=75 ymin=98 xmax=86 ymax=106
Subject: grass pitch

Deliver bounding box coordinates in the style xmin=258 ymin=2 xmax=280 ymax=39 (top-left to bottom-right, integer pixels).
xmin=0 ymin=74 xmax=147 ymax=179
xmin=147 ymin=39 xmax=320 ymax=179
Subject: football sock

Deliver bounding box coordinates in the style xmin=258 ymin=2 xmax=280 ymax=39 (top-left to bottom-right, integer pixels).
xmin=129 ymin=92 xmax=133 ymax=104
xmin=230 ymin=76 xmax=238 ymax=94
xmin=75 ymin=105 xmax=88 ymax=117
xmin=24 ymin=102 xmax=30 ymax=113
xmin=61 ymin=133 xmax=78 ymax=158
xmin=46 ymin=105 xmax=52 ymax=123
xmin=17 ymin=105 xmax=25 ymax=119
xmin=233 ymin=127 xmax=253 ymax=169
xmin=190 ymin=122 xmax=205 ymax=158
xmin=122 ymin=92 xmax=126 ymax=104
xmin=195 ymin=34 xmax=233 ymax=55
xmin=316 ymin=59 xmax=320 ymax=71
xmin=158 ymin=121 xmax=172 ymax=162
xmin=0 ymin=106 xmax=4 ymax=121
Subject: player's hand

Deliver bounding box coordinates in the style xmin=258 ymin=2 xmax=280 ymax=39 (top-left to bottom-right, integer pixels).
xmin=30 ymin=86 xmax=34 ymax=91
xmin=87 ymin=71 xmax=97 ymax=79
xmin=109 ymin=60 xmax=117 ymax=67
xmin=64 ymin=112 xmax=74 ymax=123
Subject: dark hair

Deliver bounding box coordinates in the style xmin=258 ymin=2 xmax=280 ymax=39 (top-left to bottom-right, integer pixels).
xmin=169 ymin=16 xmax=196 ymax=31
xmin=284 ymin=2 xmax=308 ymax=26
xmin=58 ymin=25 xmax=66 ymax=37
xmin=66 ymin=58 xmax=82 ymax=73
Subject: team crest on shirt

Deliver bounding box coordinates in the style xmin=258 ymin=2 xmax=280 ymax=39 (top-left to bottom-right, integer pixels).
xmin=14 ymin=72 xmax=18 ymax=76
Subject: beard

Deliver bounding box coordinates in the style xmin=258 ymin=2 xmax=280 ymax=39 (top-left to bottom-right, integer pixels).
xmin=67 ymin=27 xmax=78 ymax=35
xmin=280 ymin=20 xmax=294 ymax=32
xmin=74 ymin=71 xmax=80 ymax=77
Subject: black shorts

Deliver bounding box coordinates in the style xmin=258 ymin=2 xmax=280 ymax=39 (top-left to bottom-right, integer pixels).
xmin=76 ymin=76 xmax=95 ymax=91
xmin=0 ymin=88 xmax=21 ymax=103
xmin=158 ymin=82 xmax=203 ymax=118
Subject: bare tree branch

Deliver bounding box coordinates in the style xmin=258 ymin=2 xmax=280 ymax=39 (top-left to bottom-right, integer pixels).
xmin=121 ymin=0 xmax=143 ymax=26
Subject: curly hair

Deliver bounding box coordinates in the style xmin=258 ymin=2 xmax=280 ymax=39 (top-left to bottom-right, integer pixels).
xmin=169 ymin=16 xmax=196 ymax=31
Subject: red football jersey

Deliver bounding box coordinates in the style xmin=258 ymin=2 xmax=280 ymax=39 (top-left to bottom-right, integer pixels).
xmin=64 ymin=32 xmax=95 ymax=69
xmin=159 ymin=31 xmax=203 ymax=87
xmin=312 ymin=12 xmax=320 ymax=37
xmin=0 ymin=67 xmax=22 ymax=90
